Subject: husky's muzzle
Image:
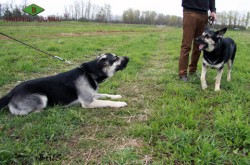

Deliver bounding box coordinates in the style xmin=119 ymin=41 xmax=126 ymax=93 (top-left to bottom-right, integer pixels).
xmin=115 ymin=56 xmax=129 ymax=71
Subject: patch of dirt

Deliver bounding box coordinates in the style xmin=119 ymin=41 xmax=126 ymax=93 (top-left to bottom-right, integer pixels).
xmin=0 ymin=35 xmax=9 ymax=40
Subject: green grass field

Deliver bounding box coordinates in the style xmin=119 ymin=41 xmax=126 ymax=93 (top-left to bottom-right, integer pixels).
xmin=0 ymin=21 xmax=249 ymax=164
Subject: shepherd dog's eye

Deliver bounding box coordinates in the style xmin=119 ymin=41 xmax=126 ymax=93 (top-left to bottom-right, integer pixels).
xmin=205 ymin=34 xmax=210 ymax=39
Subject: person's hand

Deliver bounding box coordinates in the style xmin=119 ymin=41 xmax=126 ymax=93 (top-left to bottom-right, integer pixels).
xmin=210 ymin=12 xmax=216 ymax=20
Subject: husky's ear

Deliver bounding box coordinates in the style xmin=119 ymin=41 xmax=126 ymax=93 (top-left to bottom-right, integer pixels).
xmin=216 ymin=28 xmax=227 ymax=37
xmin=96 ymin=54 xmax=105 ymax=59
xmin=97 ymin=57 xmax=108 ymax=67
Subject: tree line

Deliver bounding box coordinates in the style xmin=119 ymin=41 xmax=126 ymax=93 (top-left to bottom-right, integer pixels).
xmin=122 ymin=9 xmax=182 ymax=26
xmin=0 ymin=0 xmax=249 ymax=29
xmin=62 ymin=0 xmax=183 ymax=26
xmin=216 ymin=11 xmax=250 ymax=30
xmin=63 ymin=0 xmax=112 ymax=22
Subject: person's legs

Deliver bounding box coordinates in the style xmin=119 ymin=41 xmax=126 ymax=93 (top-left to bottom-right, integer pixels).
xmin=189 ymin=14 xmax=208 ymax=74
xmin=179 ymin=12 xmax=198 ymax=78
xmin=189 ymin=42 xmax=201 ymax=74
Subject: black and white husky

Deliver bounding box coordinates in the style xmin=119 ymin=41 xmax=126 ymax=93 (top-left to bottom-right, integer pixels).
xmin=0 ymin=53 xmax=129 ymax=115
xmin=196 ymin=28 xmax=236 ymax=91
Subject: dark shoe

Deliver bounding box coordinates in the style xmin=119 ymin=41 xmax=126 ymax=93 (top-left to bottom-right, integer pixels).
xmin=179 ymin=75 xmax=188 ymax=82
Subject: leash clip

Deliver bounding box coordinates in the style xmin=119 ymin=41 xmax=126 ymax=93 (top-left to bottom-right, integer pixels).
xmin=208 ymin=16 xmax=215 ymax=25
xmin=54 ymin=56 xmax=72 ymax=65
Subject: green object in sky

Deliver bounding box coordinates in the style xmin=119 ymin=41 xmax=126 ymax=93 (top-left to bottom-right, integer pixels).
xmin=23 ymin=4 xmax=45 ymax=16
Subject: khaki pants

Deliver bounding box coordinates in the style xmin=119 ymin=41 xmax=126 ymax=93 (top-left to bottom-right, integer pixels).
xmin=178 ymin=11 xmax=208 ymax=77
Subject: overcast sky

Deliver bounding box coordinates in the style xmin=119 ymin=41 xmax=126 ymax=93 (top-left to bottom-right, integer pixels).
xmin=1 ymin=0 xmax=250 ymax=17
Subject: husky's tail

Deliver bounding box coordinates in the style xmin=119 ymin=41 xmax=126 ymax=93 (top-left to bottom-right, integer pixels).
xmin=0 ymin=94 xmax=11 ymax=110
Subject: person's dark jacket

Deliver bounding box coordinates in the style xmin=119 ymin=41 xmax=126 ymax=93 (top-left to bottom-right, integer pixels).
xmin=182 ymin=0 xmax=216 ymax=13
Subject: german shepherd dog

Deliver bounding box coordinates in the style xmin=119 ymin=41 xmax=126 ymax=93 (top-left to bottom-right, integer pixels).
xmin=0 ymin=53 xmax=129 ymax=115
xmin=195 ymin=28 xmax=236 ymax=91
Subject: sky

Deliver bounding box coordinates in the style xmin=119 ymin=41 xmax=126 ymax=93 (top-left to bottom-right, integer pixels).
xmin=1 ymin=0 xmax=250 ymax=17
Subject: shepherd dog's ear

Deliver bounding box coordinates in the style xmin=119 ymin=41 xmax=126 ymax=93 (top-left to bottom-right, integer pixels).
xmin=216 ymin=28 xmax=227 ymax=37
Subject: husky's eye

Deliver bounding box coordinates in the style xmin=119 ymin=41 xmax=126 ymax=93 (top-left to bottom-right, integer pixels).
xmin=112 ymin=56 xmax=118 ymax=62
xmin=109 ymin=57 xmax=118 ymax=64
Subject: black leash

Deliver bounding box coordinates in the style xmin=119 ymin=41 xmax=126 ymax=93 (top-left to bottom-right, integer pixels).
xmin=0 ymin=32 xmax=72 ymax=65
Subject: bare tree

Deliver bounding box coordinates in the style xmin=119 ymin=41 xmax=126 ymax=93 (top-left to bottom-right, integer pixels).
xmin=233 ymin=11 xmax=239 ymax=28
xmin=96 ymin=7 xmax=106 ymax=22
xmin=228 ymin=11 xmax=234 ymax=28
xmin=104 ymin=4 xmax=111 ymax=22
xmin=0 ymin=3 xmax=2 ymax=18
xmin=9 ymin=0 xmax=14 ymax=12
xmin=80 ymin=0 xmax=85 ymax=18
xmin=122 ymin=8 xmax=141 ymax=24
xmin=73 ymin=0 xmax=80 ymax=20
xmin=12 ymin=5 xmax=22 ymax=17
xmin=246 ymin=12 xmax=250 ymax=28
xmin=3 ymin=5 xmax=12 ymax=18
xmin=85 ymin=0 xmax=91 ymax=20
xmin=90 ymin=4 xmax=97 ymax=20
xmin=69 ymin=4 xmax=74 ymax=19
xmin=156 ymin=13 xmax=166 ymax=25
xmin=22 ymin=0 xmax=28 ymax=8
xmin=142 ymin=11 xmax=157 ymax=24
xmin=64 ymin=6 xmax=70 ymax=20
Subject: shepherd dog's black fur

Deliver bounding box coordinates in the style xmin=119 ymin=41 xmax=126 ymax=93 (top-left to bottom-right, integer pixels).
xmin=196 ymin=28 xmax=236 ymax=91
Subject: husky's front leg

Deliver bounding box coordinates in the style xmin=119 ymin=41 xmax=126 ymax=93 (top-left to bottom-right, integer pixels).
xmin=201 ymin=63 xmax=208 ymax=90
xmin=215 ymin=68 xmax=224 ymax=91
xmin=94 ymin=93 xmax=122 ymax=99
xmin=82 ymin=99 xmax=127 ymax=108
